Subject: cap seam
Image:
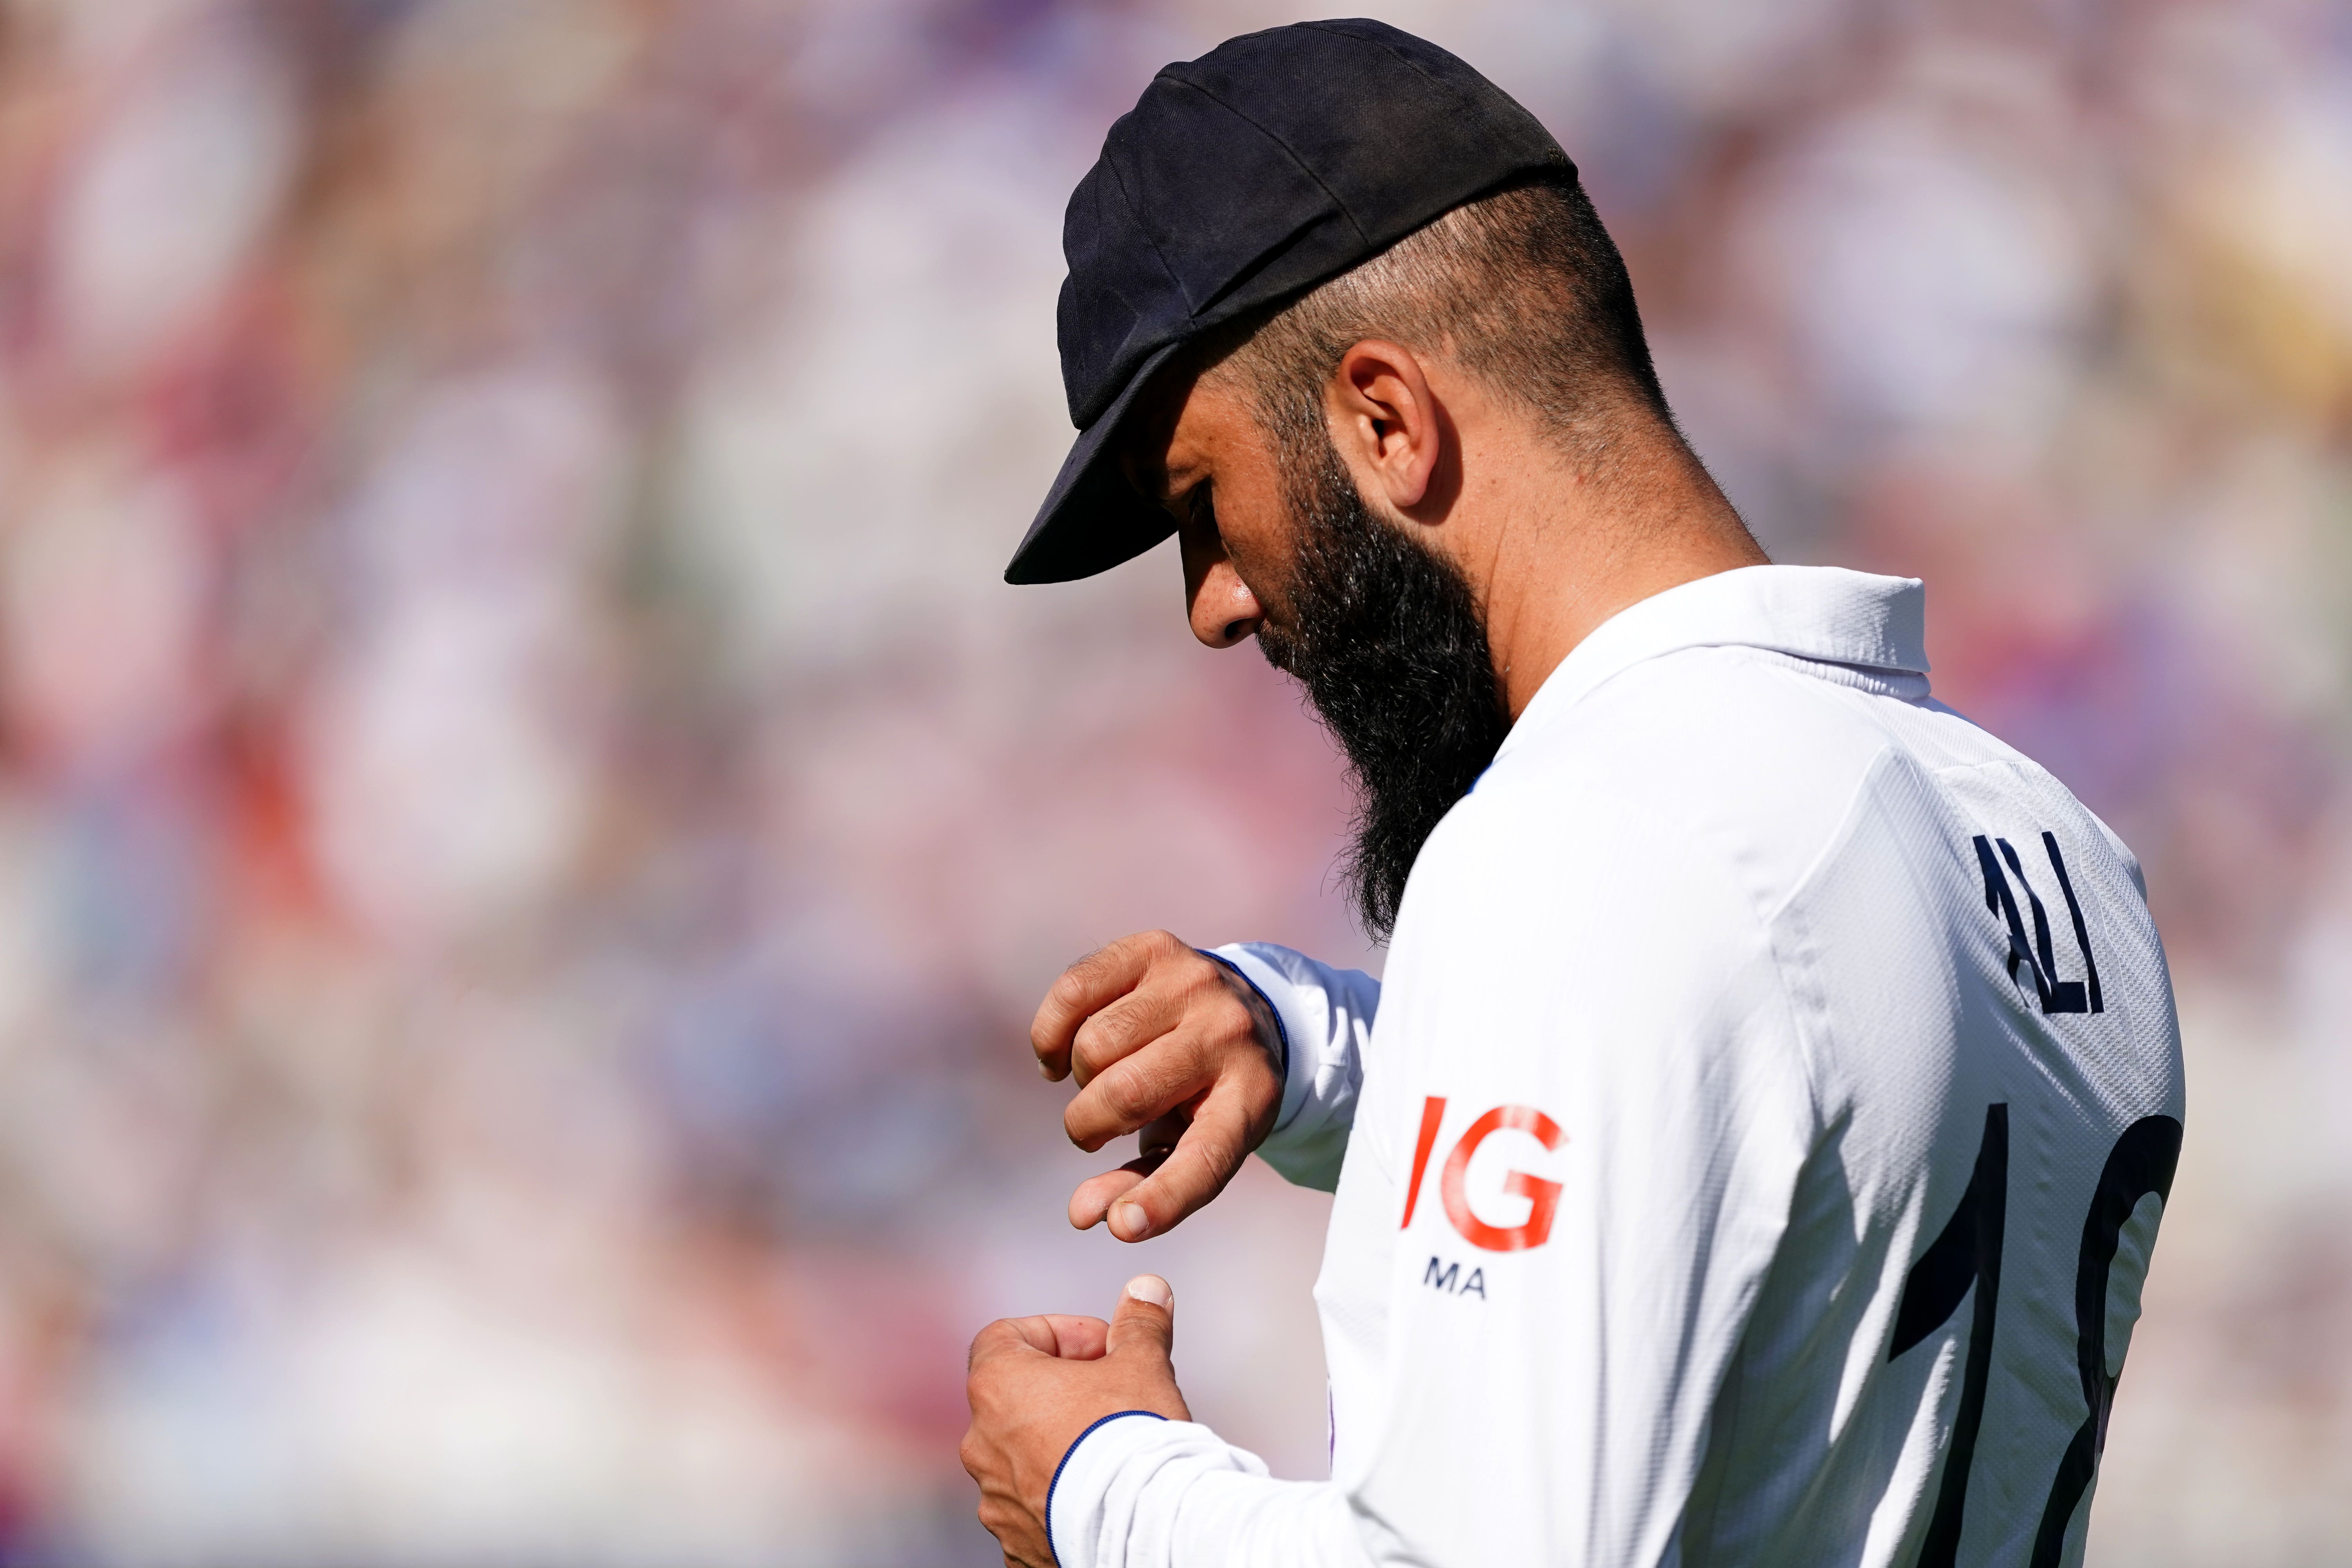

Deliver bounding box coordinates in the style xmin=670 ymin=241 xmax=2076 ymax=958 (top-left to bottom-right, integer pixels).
xmin=1154 ymin=75 xmax=1372 ymax=269
xmin=1094 ymin=155 xmax=1186 ymax=403
xmin=1298 ymin=19 xmax=1454 ymax=96
xmin=1299 ymin=20 xmax=1534 ymax=156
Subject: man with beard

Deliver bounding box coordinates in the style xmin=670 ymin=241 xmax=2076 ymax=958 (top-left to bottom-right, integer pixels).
xmin=961 ymin=21 xmax=2184 ymax=1568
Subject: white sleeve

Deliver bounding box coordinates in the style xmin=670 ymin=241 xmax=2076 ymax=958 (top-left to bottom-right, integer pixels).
xmin=1207 ymin=942 xmax=1378 ymax=1192
xmin=1047 ymin=1416 xmax=1373 ymax=1568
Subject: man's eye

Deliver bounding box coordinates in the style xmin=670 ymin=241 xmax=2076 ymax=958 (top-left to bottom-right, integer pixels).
xmin=1187 ymin=482 xmax=1216 ymax=531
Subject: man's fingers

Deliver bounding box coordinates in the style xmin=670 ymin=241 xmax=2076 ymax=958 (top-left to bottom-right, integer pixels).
xmin=1105 ymin=1088 xmax=1252 ymax=1242
xmin=1107 ymin=1274 xmax=1175 ymax=1364
xmin=1063 ymin=1036 xmax=1209 ymax=1153
xmin=1037 ymin=1313 xmax=1111 ymax=1360
xmin=967 ymin=1313 xmax=1110 ymax=1370
xmin=966 ymin=1316 xmax=1049 ymax=1370
xmin=1029 ymin=933 xmax=1182 ymax=1081
xmin=1068 ymin=985 xmax=1187 ymax=1089
xmin=1069 ymin=1107 xmax=1189 ymax=1227
xmin=1069 ymin=1165 xmax=1144 ymax=1230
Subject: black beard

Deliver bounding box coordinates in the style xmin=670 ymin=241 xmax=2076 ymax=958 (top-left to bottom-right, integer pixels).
xmin=1256 ymin=434 xmax=1512 ymax=941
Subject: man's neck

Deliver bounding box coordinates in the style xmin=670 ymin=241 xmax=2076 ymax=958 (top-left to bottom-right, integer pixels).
xmin=1455 ymin=428 xmax=1768 ymax=720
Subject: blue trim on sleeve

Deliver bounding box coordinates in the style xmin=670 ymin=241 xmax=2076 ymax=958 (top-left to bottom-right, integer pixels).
xmin=1046 ymin=1410 xmax=1169 ymax=1567
xmin=1198 ymin=948 xmax=1290 ymax=1082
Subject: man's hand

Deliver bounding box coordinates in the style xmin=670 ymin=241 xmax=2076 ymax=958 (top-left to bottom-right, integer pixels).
xmin=962 ymin=1276 xmax=1190 ymax=1567
xmin=1032 ymin=931 xmax=1285 ymax=1241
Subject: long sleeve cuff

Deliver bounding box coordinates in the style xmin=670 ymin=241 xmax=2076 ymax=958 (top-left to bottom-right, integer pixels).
xmin=1047 ymin=1413 xmax=1268 ymax=1568
xmin=1210 ymin=943 xmax=1376 ymax=1193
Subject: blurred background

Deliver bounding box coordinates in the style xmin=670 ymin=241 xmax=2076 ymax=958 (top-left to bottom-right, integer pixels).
xmin=0 ymin=0 xmax=2343 ymax=1561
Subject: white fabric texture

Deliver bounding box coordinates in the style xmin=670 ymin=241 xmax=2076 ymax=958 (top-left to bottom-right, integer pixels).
xmin=1049 ymin=565 xmax=2186 ymax=1568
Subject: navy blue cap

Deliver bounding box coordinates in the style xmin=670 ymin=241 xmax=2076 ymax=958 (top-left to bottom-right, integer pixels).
xmin=1004 ymin=18 xmax=1574 ymax=585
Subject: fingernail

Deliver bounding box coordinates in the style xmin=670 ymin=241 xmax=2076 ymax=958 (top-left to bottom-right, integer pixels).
xmin=1038 ymin=1059 xmax=1054 ymax=1079
xmin=1110 ymin=1201 xmax=1151 ymax=1241
xmin=1125 ymin=1274 xmax=1172 ymax=1308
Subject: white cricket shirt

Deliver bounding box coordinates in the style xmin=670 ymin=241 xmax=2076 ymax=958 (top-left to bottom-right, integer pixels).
xmin=1048 ymin=566 xmax=2185 ymax=1568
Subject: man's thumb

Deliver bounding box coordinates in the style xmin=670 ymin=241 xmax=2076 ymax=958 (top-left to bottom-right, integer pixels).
xmin=1108 ymin=1274 xmax=1175 ymax=1362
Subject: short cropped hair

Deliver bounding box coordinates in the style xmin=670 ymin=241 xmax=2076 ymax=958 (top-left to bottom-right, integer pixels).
xmin=1202 ymin=178 xmax=1671 ymax=470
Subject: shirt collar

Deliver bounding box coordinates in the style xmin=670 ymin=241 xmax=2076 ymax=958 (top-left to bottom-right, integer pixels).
xmin=1496 ymin=565 xmax=1929 ymax=762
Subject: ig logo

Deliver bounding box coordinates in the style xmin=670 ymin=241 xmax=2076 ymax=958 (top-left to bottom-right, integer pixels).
xmin=1399 ymin=1096 xmax=1566 ymax=1252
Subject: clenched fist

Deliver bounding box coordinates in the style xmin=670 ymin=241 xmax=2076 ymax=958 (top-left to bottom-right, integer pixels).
xmin=961 ymin=1276 xmax=1190 ymax=1566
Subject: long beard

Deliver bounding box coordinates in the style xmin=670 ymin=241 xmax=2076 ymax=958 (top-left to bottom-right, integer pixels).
xmin=1256 ymin=434 xmax=1512 ymax=941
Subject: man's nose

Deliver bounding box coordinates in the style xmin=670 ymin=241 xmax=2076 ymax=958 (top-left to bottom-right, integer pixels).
xmin=1188 ymin=559 xmax=1265 ymax=648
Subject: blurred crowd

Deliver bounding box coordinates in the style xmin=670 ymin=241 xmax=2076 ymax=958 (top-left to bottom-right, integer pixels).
xmin=0 ymin=0 xmax=2344 ymax=1562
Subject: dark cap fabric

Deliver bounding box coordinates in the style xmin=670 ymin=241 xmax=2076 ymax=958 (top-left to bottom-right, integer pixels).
xmin=1004 ymin=18 xmax=1573 ymax=585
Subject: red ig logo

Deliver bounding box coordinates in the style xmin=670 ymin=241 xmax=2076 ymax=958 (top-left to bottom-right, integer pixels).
xmin=1399 ymin=1096 xmax=1566 ymax=1252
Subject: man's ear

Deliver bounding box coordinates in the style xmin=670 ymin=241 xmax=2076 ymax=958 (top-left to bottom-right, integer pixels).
xmin=1327 ymin=339 xmax=1447 ymax=515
